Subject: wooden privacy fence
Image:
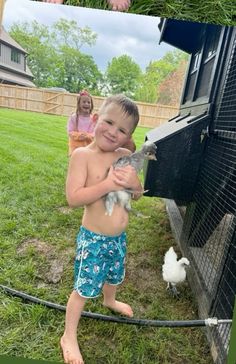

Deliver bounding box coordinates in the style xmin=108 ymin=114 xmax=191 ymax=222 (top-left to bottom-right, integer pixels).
xmin=0 ymin=84 xmax=179 ymax=128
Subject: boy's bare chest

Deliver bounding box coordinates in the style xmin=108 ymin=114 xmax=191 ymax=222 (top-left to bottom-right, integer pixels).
xmin=87 ymin=154 xmax=117 ymax=185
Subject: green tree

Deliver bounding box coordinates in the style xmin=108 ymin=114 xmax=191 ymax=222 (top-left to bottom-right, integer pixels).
xmin=9 ymin=19 xmax=102 ymax=93
xmin=135 ymin=49 xmax=189 ymax=103
xmin=9 ymin=21 xmax=56 ymax=87
xmin=105 ymin=55 xmax=142 ymax=98
xmin=52 ymin=18 xmax=97 ymax=50
xmin=53 ymin=45 xmax=102 ymax=93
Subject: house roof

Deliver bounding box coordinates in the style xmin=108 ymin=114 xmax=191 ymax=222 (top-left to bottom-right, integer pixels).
xmin=0 ymin=61 xmax=34 ymax=78
xmin=0 ymin=27 xmax=27 ymax=53
xmin=0 ymin=68 xmax=35 ymax=87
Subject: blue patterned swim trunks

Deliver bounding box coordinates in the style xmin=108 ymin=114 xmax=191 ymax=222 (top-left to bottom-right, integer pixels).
xmin=74 ymin=226 xmax=127 ymax=298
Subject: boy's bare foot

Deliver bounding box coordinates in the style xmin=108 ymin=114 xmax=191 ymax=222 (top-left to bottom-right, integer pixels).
xmin=107 ymin=0 xmax=131 ymax=11
xmin=103 ymin=300 xmax=133 ymax=317
xmin=60 ymin=336 xmax=84 ymax=364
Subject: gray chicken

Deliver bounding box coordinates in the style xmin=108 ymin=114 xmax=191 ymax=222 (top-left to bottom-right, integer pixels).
xmin=104 ymin=141 xmax=157 ymax=216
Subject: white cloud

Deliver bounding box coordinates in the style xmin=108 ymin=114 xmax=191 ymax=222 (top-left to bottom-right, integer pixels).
xmin=3 ymin=0 xmax=176 ymax=72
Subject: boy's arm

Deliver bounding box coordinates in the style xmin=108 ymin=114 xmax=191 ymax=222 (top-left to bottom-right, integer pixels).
xmin=66 ymin=149 xmax=121 ymax=208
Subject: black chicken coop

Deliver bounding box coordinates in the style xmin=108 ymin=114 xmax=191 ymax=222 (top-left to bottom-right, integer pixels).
xmin=144 ymin=19 xmax=236 ymax=364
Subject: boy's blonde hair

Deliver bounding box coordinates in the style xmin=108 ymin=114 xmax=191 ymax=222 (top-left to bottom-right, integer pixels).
xmin=99 ymin=94 xmax=139 ymax=131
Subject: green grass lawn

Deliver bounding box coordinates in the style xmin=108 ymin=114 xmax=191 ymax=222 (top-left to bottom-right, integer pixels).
xmin=63 ymin=0 xmax=236 ymax=26
xmin=0 ymin=108 xmax=213 ymax=363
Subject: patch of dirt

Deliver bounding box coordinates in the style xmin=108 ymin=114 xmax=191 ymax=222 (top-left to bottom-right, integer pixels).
xmin=57 ymin=206 xmax=73 ymax=214
xmin=127 ymin=252 xmax=160 ymax=292
xmin=45 ymin=258 xmax=65 ymax=283
xmin=17 ymin=238 xmax=52 ymax=256
xmin=17 ymin=238 xmax=74 ymax=284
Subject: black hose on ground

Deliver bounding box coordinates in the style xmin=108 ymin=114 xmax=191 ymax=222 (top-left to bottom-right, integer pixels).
xmin=0 ymin=285 xmax=232 ymax=328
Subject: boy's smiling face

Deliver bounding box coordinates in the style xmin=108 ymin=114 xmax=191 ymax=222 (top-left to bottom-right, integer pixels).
xmin=93 ymin=103 xmax=135 ymax=152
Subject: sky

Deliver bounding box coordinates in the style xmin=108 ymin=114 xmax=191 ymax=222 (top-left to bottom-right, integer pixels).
xmin=2 ymin=0 xmax=175 ymax=72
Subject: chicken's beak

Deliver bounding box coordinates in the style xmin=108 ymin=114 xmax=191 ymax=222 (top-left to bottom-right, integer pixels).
xmin=148 ymin=154 xmax=157 ymax=160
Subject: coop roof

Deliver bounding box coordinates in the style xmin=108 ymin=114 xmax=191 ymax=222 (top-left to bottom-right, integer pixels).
xmin=158 ymin=18 xmax=205 ymax=54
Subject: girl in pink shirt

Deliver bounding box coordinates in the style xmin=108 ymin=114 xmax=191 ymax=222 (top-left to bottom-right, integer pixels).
xmin=67 ymin=90 xmax=96 ymax=156
xmin=68 ymin=90 xmax=136 ymax=156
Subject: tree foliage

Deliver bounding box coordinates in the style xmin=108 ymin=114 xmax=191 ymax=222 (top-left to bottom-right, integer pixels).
xmin=52 ymin=18 xmax=97 ymax=50
xmin=158 ymin=59 xmax=188 ymax=105
xmin=9 ymin=19 xmax=102 ymax=93
xmin=9 ymin=21 xmax=54 ymax=87
xmin=105 ymin=55 xmax=142 ymax=98
xmin=9 ymin=19 xmax=188 ymax=102
xmin=135 ymin=50 xmax=189 ymax=103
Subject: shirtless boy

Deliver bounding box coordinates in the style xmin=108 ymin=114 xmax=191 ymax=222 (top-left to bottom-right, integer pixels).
xmin=60 ymin=94 xmax=142 ymax=364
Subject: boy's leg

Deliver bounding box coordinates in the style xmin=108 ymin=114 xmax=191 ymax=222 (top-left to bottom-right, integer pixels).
xmin=102 ymin=283 xmax=133 ymax=317
xmin=60 ymin=290 xmax=87 ymax=364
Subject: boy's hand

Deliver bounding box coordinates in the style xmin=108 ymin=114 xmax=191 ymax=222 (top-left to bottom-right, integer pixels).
xmin=107 ymin=165 xmax=141 ymax=193
xmin=113 ymin=165 xmax=138 ymax=188
xmin=106 ymin=166 xmax=122 ymax=191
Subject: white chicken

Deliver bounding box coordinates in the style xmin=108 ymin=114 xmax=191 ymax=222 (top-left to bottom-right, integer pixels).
xmin=162 ymin=246 xmax=190 ymax=297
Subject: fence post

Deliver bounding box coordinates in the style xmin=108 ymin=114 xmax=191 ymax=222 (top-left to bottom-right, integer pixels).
xmin=227 ymin=296 xmax=236 ymax=364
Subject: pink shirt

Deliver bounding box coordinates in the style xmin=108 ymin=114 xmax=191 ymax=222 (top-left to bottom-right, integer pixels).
xmin=67 ymin=113 xmax=95 ymax=135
